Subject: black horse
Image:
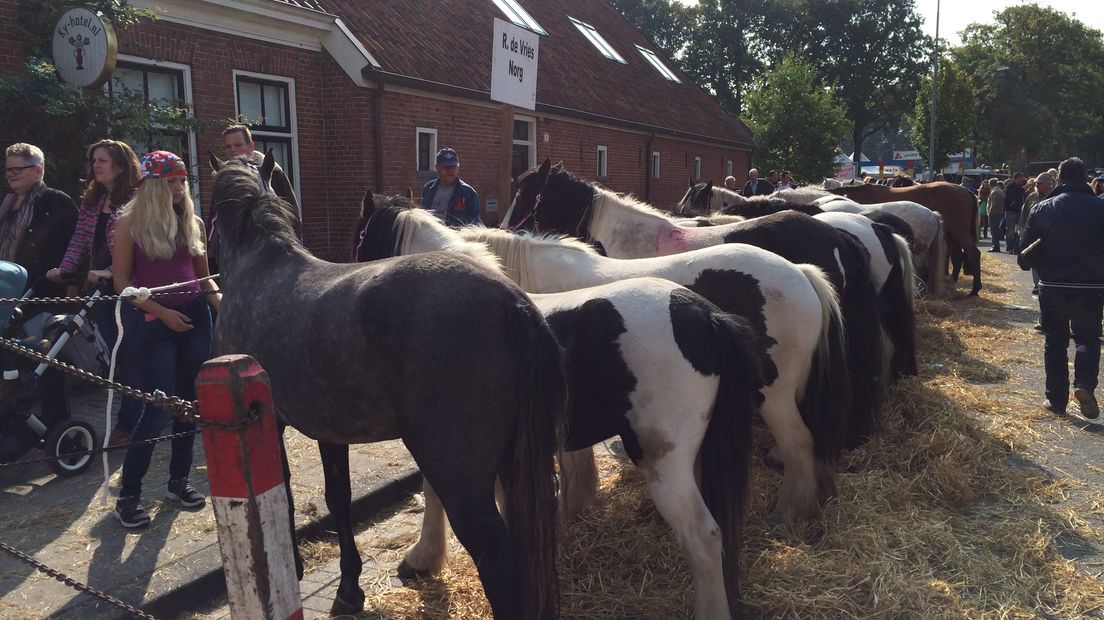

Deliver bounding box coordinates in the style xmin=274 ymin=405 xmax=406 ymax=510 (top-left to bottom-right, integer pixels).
xmin=209 ymin=154 xmax=567 ymax=619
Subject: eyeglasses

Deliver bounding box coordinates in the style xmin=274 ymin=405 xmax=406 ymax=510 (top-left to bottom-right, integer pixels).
xmin=4 ymin=165 xmax=36 ymax=175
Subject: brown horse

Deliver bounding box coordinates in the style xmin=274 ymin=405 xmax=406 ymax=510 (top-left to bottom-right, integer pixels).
xmin=833 ymin=181 xmax=981 ymax=295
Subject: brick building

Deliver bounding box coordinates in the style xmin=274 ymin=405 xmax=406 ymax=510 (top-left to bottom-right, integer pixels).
xmin=1 ymin=0 xmax=753 ymax=260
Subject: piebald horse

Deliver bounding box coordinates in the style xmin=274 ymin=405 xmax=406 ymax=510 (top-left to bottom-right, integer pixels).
xmin=209 ymin=154 xmax=566 ymax=619
xmin=356 ymin=195 xmax=765 ymax=619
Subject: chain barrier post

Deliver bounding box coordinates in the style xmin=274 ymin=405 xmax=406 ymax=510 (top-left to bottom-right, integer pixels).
xmin=196 ymin=355 xmax=302 ymax=620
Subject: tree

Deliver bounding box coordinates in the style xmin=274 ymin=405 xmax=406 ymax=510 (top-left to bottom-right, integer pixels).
xmin=744 ymin=54 xmax=848 ymax=182
xmin=955 ymin=5 xmax=1104 ymax=168
xmin=606 ymin=0 xmax=695 ymax=57
xmin=777 ymin=0 xmax=930 ymax=171
xmin=907 ymin=60 xmax=977 ymax=170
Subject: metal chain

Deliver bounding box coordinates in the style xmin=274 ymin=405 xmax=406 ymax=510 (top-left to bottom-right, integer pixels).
xmin=0 ymin=336 xmax=254 ymax=431
xmin=0 ymin=541 xmax=159 ymax=619
xmin=0 ymin=429 xmax=201 ymax=470
xmin=0 ymin=289 xmax=219 ymax=305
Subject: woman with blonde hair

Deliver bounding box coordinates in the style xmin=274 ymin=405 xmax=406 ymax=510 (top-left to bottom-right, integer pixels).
xmin=111 ymin=151 xmax=220 ymax=528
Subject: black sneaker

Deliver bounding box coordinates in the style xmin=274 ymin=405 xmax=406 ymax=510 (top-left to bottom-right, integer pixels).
xmin=166 ymin=478 xmax=206 ymax=508
xmin=114 ymin=496 xmax=150 ymax=528
xmin=1073 ymin=387 xmax=1099 ymax=420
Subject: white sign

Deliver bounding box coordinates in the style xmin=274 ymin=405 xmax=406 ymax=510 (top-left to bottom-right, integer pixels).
xmin=490 ymin=18 xmax=539 ymax=110
xmin=893 ymin=150 xmax=922 ymax=161
xmin=52 ymin=8 xmax=117 ymax=89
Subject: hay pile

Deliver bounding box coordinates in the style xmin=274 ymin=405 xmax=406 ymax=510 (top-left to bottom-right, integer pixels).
xmin=357 ymin=262 xmax=1104 ymax=619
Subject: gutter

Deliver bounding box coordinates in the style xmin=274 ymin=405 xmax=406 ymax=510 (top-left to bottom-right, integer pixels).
xmin=645 ymin=132 xmax=655 ymax=200
xmin=360 ymin=66 xmax=753 ymax=151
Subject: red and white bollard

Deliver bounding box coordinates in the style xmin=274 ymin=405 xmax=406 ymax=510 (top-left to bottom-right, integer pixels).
xmin=197 ymin=355 xmax=302 ymax=620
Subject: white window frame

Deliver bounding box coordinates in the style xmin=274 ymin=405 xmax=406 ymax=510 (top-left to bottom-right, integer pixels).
xmin=635 ymin=45 xmax=682 ymax=83
xmin=232 ymin=69 xmax=300 ymax=208
xmin=491 ymin=0 xmax=547 ymax=35
xmin=596 ymin=145 xmax=608 ymax=179
xmin=694 ymin=156 xmax=702 ymax=181
xmin=513 ymin=114 xmax=537 ymax=172
xmin=416 ymin=127 xmax=438 ymax=174
xmin=113 ymin=54 xmax=200 ymax=211
xmin=726 ymin=160 xmax=733 ymax=177
xmin=568 ymin=16 xmax=626 ymax=63
xmin=652 ymin=151 xmax=661 ymax=180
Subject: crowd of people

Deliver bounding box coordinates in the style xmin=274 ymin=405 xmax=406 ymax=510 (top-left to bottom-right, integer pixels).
xmin=728 ymin=168 xmax=797 ymax=196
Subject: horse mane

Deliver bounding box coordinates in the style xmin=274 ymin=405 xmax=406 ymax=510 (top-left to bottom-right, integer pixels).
xmin=592 ymin=187 xmax=671 ymax=234
xmin=391 ymin=208 xmax=501 ymax=273
xmin=211 ymin=160 xmax=300 ymax=257
xmin=710 ymin=185 xmax=745 ymax=209
xmin=460 ymin=228 xmax=599 ymax=291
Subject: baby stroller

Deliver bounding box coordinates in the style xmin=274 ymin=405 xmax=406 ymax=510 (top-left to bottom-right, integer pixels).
xmin=0 ymin=261 xmax=109 ymax=476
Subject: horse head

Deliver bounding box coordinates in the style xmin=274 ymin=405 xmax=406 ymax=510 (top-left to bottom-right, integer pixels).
xmin=210 ymin=150 xmax=298 ymax=261
xmin=504 ymin=159 xmax=552 ymax=230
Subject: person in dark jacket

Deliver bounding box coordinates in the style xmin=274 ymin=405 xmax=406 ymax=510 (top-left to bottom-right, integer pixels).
xmin=420 ymin=148 xmax=481 ymax=227
xmin=741 ymin=168 xmax=774 ymax=196
xmin=1021 ymin=157 xmax=1104 ymax=420
xmin=2 ymin=142 xmax=79 ymax=420
xmin=1003 ymin=171 xmax=1027 ymax=253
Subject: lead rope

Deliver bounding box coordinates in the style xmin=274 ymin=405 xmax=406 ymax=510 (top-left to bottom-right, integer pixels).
xmin=98 ymin=276 xmax=219 ymax=505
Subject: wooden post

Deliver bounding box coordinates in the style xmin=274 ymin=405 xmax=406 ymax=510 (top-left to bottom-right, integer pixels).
xmin=197 ymin=355 xmax=302 ymax=620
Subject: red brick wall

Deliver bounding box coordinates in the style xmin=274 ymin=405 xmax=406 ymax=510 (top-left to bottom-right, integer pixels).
xmin=0 ymin=1 xmax=25 ymax=76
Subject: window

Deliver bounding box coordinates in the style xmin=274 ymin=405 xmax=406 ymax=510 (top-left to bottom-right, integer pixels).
xmin=596 ymin=145 xmax=608 ymax=179
xmin=491 ymin=0 xmax=547 ymax=35
xmin=726 ymin=160 xmax=733 ymax=177
xmin=568 ymin=17 xmax=625 ymax=63
xmin=235 ymin=72 xmax=298 ymax=189
xmin=416 ymin=127 xmax=438 ymax=174
xmin=511 ymin=116 xmax=537 ymax=189
xmin=635 ymin=45 xmax=681 ymax=83
xmin=109 ymin=61 xmax=190 ymax=160
xmin=694 ymin=156 xmax=702 ymax=181
xmin=652 ymin=151 xmax=661 ymax=180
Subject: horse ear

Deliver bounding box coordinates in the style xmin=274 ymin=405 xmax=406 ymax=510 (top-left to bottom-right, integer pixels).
xmin=207 ymin=149 xmax=224 ymax=172
xmin=688 ymin=176 xmax=694 ymax=188
xmin=535 ymin=159 xmax=552 ymax=188
xmin=361 ymin=190 xmax=375 ymax=219
xmin=259 ymin=148 xmax=276 ymax=187
xmin=704 ymin=180 xmax=713 ymax=193
xmin=405 ymin=187 xmax=413 ymax=200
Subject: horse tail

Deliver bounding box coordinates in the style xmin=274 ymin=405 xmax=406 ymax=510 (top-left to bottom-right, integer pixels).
xmin=499 ymin=305 xmax=567 ymax=620
xmin=837 ymin=234 xmax=887 ymax=447
xmin=701 ymin=309 xmax=762 ymax=617
xmin=795 ymin=263 xmax=851 ymax=472
xmin=883 ymin=232 xmax=919 ymax=379
xmin=927 ymin=212 xmax=947 ymax=296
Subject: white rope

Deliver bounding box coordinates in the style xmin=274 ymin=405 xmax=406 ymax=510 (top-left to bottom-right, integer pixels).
xmin=98 ymin=273 xmax=219 ymax=504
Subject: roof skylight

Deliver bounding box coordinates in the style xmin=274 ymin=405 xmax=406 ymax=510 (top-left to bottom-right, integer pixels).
xmin=568 ymin=16 xmax=626 ymax=63
xmin=635 ymin=45 xmax=681 ymax=83
xmin=491 ymin=0 xmax=547 ymax=35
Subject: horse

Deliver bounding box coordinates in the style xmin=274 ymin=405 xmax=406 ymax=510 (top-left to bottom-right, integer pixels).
xmin=208 ymin=154 xmax=567 ymax=619
xmin=505 ymin=160 xmax=889 ymax=454
xmin=356 ymin=195 xmax=765 ymax=618
xmin=831 ymin=181 xmax=980 ymax=295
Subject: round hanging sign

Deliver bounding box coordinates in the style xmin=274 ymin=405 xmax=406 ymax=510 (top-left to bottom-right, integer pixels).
xmin=51 ymin=8 xmax=117 ymax=89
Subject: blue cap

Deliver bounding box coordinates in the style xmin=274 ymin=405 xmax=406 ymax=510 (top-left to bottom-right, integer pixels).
xmin=436 ymin=147 xmax=459 ymax=167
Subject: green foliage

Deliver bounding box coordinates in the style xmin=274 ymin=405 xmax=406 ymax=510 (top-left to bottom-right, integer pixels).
xmin=744 ymin=55 xmax=848 ymax=182
xmin=954 ymin=4 xmax=1104 ymax=167
xmin=606 ymin=0 xmax=694 ymax=57
xmin=907 ymin=60 xmax=977 ymax=170
xmin=16 ymin=0 xmax=155 ymax=58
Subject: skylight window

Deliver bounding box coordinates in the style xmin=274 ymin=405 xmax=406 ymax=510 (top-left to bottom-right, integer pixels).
xmin=568 ymin=16 xmax=626 ymax=63
xmin=635 ymin=45 xmax=681 ymax=83
xmin=491 ymin=0 xmax=547 ymax=35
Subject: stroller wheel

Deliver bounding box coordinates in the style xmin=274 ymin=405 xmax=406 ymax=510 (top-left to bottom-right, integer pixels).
xmin=45 ymin=421 xmax=97 ymax=476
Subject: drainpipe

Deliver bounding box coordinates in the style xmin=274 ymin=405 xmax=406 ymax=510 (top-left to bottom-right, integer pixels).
xmin=368 ymin=66 xmax=385 ymax=193
xmin=644 ymin=132 xmax=655 ymax=201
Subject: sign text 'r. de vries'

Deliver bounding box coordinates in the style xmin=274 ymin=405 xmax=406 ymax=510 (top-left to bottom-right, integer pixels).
xmin=491 ymin=18 xmax=540 ymax=111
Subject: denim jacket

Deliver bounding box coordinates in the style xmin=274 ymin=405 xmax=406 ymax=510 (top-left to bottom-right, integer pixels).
xmin=420 ymin=178 xmax=481 ymax=227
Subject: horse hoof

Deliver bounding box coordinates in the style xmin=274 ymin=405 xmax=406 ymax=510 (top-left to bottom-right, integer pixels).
xmin=330 ymin=591 xmax=364 ymax=616
xmin=969 ymin=289 xmax=980 ymax=297
xmin=397 ymin=559 xmax=433 ymax=582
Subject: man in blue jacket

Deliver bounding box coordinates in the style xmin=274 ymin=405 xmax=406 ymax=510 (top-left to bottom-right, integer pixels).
xmin=1021 ymin=157 xmax=1104 ymax=420
xmin=421 ymin=148 xmax=481 ymax=227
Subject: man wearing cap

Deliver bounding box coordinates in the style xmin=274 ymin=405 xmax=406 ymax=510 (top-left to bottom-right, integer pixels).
xmin=421 ymin=148 xmax=481 ymax=227
xmin=1021 ymin=157 xmax=1104 ymax=420
xmin=1018 ymin=172 xmax=1055 ymax=298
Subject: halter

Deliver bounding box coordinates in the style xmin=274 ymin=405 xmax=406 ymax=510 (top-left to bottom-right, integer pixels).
xmin=353 ymin=210 xmax=380 ymax=260
xmin=510 ymin=192 xmax=543 ymax=234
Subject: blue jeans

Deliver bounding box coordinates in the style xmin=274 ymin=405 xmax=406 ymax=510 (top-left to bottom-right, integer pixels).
xmin=95 ymin=307 xmax=143 ymax=433
xmin=1038 ymin=287 xmax=1103 ymax=409
xmin=119 ymin=298 xmax=212 ymax=498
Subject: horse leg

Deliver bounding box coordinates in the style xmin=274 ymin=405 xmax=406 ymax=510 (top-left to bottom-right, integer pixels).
xmin=317 ymin=441 xmax=364 ymax=615
xmin=642 ymin=454 xmax=733 ymax=619
xmin=759 ymin=390 xmax=820 ymax=523
xmin=277 ymin=424 xmax=303 ymax=580
xmin=558 ymin=446 xmax=599 ymax=521
xmin=398 ymin=477 xmax=448 ymax=579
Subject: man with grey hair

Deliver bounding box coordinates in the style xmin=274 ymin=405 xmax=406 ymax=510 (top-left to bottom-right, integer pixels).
xmin=741 ymin=168 xmax=773 ymax=196
xmin=1021 ymin=157 xmax=1104 ymax=420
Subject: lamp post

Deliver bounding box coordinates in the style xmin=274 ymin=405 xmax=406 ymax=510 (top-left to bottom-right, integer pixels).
xmin=928 ymin=0 xmax=940 ymax=181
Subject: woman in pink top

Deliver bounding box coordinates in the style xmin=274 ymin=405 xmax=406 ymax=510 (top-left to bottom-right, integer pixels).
xmin=110 ymin=151 xmax=221 ymax=528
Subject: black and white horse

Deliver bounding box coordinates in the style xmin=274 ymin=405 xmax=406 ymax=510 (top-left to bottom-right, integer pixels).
xmin=357 ymin=195 xmax=764 ymax=619
xmin=209 ymin=154 xmax=567 ymax=619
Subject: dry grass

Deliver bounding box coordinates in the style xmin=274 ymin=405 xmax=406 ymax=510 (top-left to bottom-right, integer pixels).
xmin=353 ymin=258 xmax=1104 ymax=619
